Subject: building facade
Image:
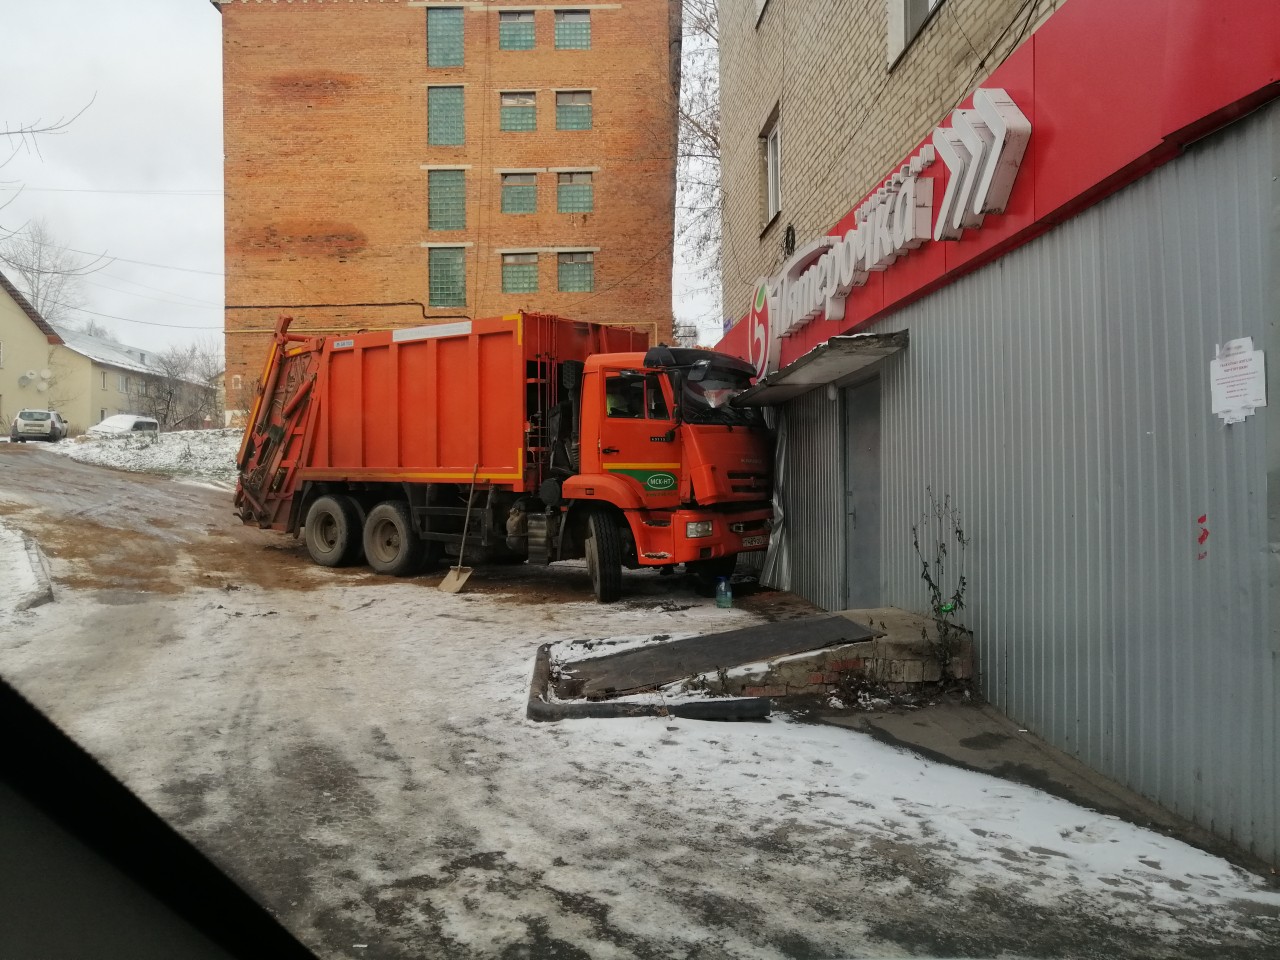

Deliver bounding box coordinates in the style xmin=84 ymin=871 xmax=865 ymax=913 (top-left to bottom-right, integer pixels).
xmin=218 ymin=0 xmax=682 ymax=416
xmin=717 ymin=0 xmax=1279 ymax=864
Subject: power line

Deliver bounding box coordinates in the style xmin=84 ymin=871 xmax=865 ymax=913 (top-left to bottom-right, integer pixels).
xmin=1 ymin=186 xmax=221 ymax=196
xmin=39 ymin=294 xmax=223 ymax=331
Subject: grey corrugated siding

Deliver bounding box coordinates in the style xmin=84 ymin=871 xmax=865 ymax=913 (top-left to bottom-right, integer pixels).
xmin=777 ymin=101 xmax=1278 ymax=861
xmin=774 ymin=388 xmax=845 ymax=611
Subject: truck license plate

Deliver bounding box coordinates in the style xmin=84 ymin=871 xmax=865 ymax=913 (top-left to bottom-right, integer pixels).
xmin=741 ymin=535 xmax=767 ymax=547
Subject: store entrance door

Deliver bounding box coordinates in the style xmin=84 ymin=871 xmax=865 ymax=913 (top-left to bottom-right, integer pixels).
xmin=843 ymin=378 xmax=882 ymax=608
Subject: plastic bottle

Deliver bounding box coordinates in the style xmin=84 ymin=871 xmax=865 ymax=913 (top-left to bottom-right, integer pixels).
xmin=715 ymin=576 xmax=733 ymax=609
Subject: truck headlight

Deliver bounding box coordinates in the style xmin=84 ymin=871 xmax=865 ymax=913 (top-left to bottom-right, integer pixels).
xmin=685 ymin=520 xmax=714 ymax=539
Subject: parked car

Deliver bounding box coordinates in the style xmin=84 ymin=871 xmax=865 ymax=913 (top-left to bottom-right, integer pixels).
xmin=9 ymin=409 xmax=69 ymax=442
xmin=87 ymin=414 xmax=160 ymax=437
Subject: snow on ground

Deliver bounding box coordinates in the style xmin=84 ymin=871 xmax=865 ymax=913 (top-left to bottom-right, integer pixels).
xmin=44 ymin=428 xmax=241 ymax=488
xmin=3 ymin=564 xmax=1278 ymax=958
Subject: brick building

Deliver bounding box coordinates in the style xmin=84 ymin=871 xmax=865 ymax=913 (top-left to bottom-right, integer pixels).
xmin=719 ymin=0 xmax=1059 ymax=315
xmin=218 ymin=0 xmax=681 ymax=415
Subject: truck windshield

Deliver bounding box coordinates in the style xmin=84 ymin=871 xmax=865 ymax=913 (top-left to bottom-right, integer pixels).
xmin=681 ymin=364 xmax=761 ymax=426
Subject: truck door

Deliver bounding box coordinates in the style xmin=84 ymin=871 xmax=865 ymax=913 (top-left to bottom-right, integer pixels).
xmin=597 ymin=369 xmax=681 ymax=506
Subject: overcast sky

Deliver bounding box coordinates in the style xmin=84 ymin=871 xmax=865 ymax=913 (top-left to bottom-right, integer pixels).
xmin=1 ymin=0 xmax=225 ymax=351
xmin=1 ymin=0 xmax=717 ymax=355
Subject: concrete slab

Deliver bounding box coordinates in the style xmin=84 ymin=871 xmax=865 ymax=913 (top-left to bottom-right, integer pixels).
xmin=559 ymin=613 xmax=880 ymax=700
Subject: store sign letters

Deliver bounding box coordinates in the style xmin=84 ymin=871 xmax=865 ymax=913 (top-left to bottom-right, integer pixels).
xmin=749 ymin=88 xmax=1031 ymax=378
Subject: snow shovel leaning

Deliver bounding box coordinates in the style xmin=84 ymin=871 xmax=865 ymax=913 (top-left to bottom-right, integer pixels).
xmin=439 ymin=463 xmax=479 ymax=594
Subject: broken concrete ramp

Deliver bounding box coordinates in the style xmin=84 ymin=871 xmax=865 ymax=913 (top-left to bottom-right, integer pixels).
xmin=562 ymin=614 xmax=880 ymax=700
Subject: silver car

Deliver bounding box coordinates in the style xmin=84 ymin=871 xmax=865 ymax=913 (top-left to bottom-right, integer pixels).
xmin=9 ymin=409 xmax=69 ymax=442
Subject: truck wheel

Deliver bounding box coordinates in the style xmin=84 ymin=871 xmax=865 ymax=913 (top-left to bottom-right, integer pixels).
xmin=363 ymin=501 xmax=424 ymax=576
xmin=585 ymin=511 xmax=623 ymax=603
xmin=305 ymin=495 xmax=362 ymax=567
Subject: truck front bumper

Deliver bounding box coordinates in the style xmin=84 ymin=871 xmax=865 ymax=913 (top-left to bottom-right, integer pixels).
xmin=628 ymin=505 xmax=774 ymax=567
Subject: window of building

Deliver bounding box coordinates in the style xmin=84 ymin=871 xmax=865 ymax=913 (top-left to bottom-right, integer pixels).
xmin=427 ymin=7 xmax=464 ymax=67
xmin=428 ymin=86 xmax=465 ymax=145
xmin=555 ymin=10 xmax=591 ymax=49
xmin=101 ymin=371 xmax=107 ymax=390
xmin=99 ymin=408 xmax=106 ymax=422
xmin=556 ymin=90 xmax=592 ymax=130
xmin=428 ymin=247 xmax=467 ymax=307
xmin=118 ymin=374 xmax=130 ymax=393
xmin=501 ymin=173 xmax=538 ymax=214
xmin=0 ymin=341 xmax=4 ymax=368
xmin=887 ymin=0 xmax=944 ymax=65
xmin=231 ymin=375 xmax=243 ymax=392
xmin=557 ymin=172 xmax=594 ymax=213
xmin=428 ymin=169 xmax=466 ymax=230
xmin=557 ymin=251 xmax=594 ymax=292
xmin=501 ymin=253 xmax=539 ymax=293
xmin=499 ymin=11 xmax=535 ymax=50
xmin=763 ymin=116 xmax=781 ymax=224
xmin=500 ymin=92 xmax=537 ymax=132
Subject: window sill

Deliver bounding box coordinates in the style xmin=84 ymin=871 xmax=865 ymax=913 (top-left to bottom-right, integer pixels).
xmin=759 ymin=211 xmax=781 ymax=239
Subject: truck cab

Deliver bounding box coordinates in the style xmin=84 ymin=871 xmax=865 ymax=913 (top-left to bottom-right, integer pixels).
xmin=558 ymin=346 xmax=773 ymax=600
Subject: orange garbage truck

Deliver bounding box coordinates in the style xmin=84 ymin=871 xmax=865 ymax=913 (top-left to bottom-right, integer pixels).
xmin=234 ymin=312 xmax=773 ymax=601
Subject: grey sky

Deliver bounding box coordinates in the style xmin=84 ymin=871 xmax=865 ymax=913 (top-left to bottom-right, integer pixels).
xmin=1 ymin=0 xmax=715 ymax=354
xmin=1 ymin=0 xmax=224 ymax=351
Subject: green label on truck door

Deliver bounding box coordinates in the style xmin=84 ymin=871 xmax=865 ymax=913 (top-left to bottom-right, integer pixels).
xmin=605 ymin=464 xmax=679 ymax=491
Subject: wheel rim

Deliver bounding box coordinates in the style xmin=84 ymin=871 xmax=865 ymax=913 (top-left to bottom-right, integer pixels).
xmin=316 ymin=514 xmax=340 ymax=552
xmin=369 ymin=518 xmax=402 ymax=564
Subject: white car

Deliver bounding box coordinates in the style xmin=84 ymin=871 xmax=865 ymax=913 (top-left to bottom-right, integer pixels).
xmin=9 ymin=409 xmax=69 ymax=442
xmin=88 ymin=414 xmax=160 ymax=437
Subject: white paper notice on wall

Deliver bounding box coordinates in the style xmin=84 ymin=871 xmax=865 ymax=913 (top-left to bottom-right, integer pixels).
xmin=1210 ymin=337 xmax=1267 ymax=424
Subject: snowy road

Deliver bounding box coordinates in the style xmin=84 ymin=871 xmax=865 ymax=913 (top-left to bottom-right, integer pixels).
xmin=1 ymin=444 xmax=1278 ymax=959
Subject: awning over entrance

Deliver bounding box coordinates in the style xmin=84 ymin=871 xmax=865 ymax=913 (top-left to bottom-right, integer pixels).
xmin=736 ymin=331 xmax=909 ymax=406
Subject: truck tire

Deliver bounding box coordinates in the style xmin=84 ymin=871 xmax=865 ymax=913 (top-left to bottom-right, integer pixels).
xmin=305 ymin=495 xmax=362 ymax=567
xmin=585 ymin=511 xmax=623 ymax=603
xmin=363 ymin=501 xmax=424 ymax=576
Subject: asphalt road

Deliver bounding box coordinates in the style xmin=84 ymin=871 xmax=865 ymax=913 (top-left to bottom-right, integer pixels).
xmin=2 ymin=445 xmax=1278 ymax=960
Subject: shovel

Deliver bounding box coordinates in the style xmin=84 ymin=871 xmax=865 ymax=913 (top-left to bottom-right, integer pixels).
xmin=439 ymin=463 xmax=479 ymax=594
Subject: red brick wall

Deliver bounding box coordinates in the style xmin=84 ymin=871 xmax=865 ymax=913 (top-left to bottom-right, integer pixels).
xmin=220 ymin=0 xmax=679 ymax=408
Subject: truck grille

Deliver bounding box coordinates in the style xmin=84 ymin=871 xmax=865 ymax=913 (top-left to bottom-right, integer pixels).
xmin=727 ymin=471 xmax=769 ymax=495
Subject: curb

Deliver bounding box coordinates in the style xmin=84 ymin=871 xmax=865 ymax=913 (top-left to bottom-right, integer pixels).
xmin=0 ymin=521 xmax=54 ymax=612
xmin=526 ymin=643 xmax=771 ymax=723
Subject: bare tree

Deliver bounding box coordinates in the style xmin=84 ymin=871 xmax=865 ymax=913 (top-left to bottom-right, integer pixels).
xmin=675 ymin=0 xmax=722 ymax=342
xmin=132 ymin=338 xmax=224 ymax=430
xmin=0 ymin=217 xmax=105 ymax=328
xmin=1 ymin=97 xmax=96 ymax=174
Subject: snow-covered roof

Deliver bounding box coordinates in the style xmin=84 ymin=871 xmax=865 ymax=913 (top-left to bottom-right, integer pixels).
xmin=56 ymin=326 xmax=165 ymax=377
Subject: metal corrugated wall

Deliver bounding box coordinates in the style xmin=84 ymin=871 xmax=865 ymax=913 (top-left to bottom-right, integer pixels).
xmin=774 ymin=388 xmax=846 ymax=611
xmin=777 ymin=102 xmax=1278 ymax=861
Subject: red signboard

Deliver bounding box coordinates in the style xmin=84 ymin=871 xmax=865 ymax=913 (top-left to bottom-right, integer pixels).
xmin=717 ymin=0 xmax=1280 ymax=374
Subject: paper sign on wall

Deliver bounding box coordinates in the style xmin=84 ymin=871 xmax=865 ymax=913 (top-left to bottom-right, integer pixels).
xmin=1210 ymin=337 xmax=1267 ymax=424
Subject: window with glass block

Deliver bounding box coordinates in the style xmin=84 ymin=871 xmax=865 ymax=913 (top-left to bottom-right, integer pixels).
xmin=555 ymin=10 xmax=591 ymax=49
xmin=501 ymin=173 xmax=537 ymax=214
xmin=555 ymin=90 xmax=592 ymax=130
xmin=500 ymin=92 xmax=537 ymax=132
xmin=428 ymin=86 xmax=464 ymax=145
xmin=499 ymin=11 xmax=535 ymax=50
xmin=428 ymin=170 xmax=466 ymax=230
xmin=557 ymin=251 xmax=594 ymax=292
xmin=428 ymin=247 xmax=466 ymax=306
xmin=427 ymin=8 xmax=464 ymax=67
xmin=557 ymin=172 xmax=593 ymax=213
xmin=502 ymin=253 xmax=539 ymax=293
